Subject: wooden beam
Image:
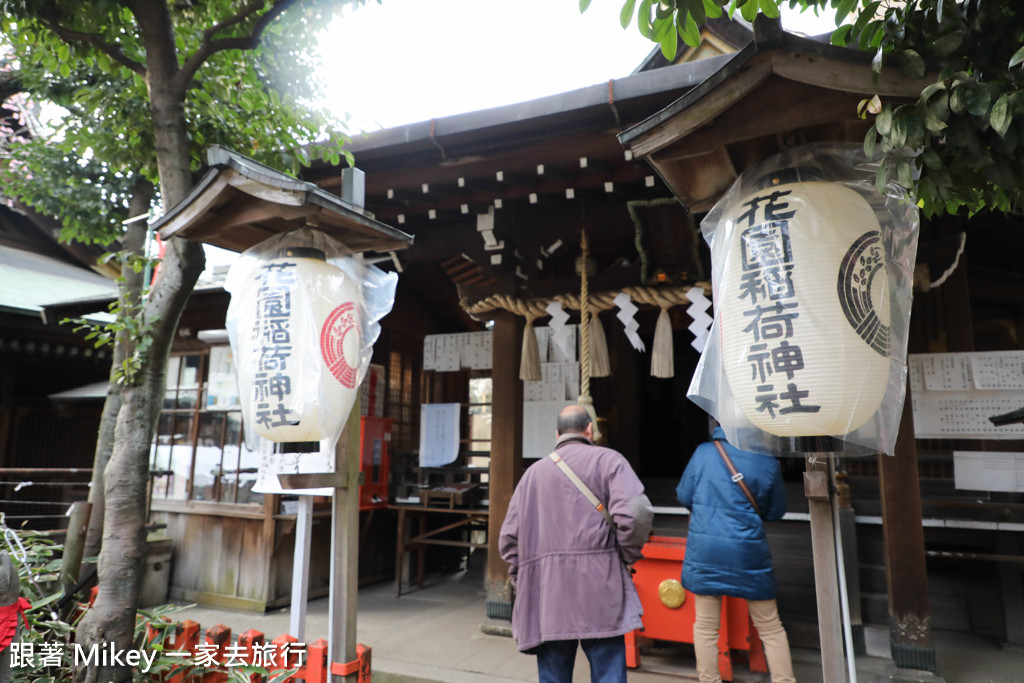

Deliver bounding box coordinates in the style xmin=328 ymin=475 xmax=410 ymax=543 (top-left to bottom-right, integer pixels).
xmin=485 ymin=311 xmax=523 ymax=620
xmin=536 ymin=163 xmax=577 ymax=183
xmin=650 ymin=82 xmax=863 ymax=164
xmin=770 ymin=50 xmax=936 ymax=99
xmin=650 ymin=146 xmax=737 ymax=209
xmin=207 ymin=200 xmax=319 ymax=232
xmin=578 ymin=156 xmax=615 ymax=177
xmin=628 ymin=57 xmax=774 ymax=159
xmin=495 ymin=170 xmax=540 ymax=188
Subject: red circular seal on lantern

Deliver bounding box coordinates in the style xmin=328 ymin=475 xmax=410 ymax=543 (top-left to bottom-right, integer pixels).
xmin=321 ymin=302 xmax=360 ymax=389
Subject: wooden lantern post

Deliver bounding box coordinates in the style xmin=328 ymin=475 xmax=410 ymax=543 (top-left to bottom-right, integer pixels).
xmin=154 ymin=148 xmax=413 ymax=681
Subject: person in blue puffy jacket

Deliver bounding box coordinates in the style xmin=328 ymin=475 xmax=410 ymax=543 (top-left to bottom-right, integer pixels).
xmin=676 ymin=425 xmax=795 ymax=683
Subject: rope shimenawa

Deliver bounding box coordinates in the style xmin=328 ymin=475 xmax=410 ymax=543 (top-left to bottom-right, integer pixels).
xmin=461 ymin=283 xmax=710 ymax=320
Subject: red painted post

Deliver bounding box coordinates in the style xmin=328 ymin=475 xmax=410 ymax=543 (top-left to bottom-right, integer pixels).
xmin=237 ymin=629 xmax=265 ymax=683
xmin=306 ymin=639 xmax=329 ymax=683
xmin=200 ymin=625 xmax=232 ymax=683
xmin=165 ymin=620 xmax=201 ymax=683
xmin=270 ymin=634 xmax=304 ymax=682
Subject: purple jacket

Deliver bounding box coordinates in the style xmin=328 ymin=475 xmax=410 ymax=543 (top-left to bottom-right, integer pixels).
xmin=499 ymin=433 xmax=653 ymax=652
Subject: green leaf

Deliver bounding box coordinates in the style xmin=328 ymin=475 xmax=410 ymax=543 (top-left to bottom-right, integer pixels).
xmin=620 ymin=0 xmax=637 ymax=29
xmin=875 ymin=164 xmax=889 ymax=196
xmin=637 ymin=0 xmax=653 ymax=38
xmin=924 ymin=97 xmax=949 ymax=132
xmin=891 ymin=115 xmax=908 ymax=148
xmin=863 ymin=124 xmax=877 ymax=158
xmin=831 ymin=24 xmax=853 ymax=46
xmin=854 ymin=2 xmax=882 ymax=32
xmin=930 ymin=32 xmax=964 ymax=58
xmin=949 ymin=83 xmax=967 ymax=114
xmin=702 ymin=0 xmax=723 ymax=19
xmin=835 ymin=0 xmax=856 ymax=25
xmin=991 ymin=93 xmax=1012 ymax=137
xmin=691 ymin=0 xmax=707 ymax=26
xmin=920 ymin=147 xmax=942 ymax=170
xmin=876 ymin=105 xmax=893 ymax=135
xmin=653 ymin=14 xmax=675 ymax=40
xmin=758 ymin=0 xmax=779 ymax=19
xmin=1010 ymin=44 xmax=1024 ymax=69
xmin=896 ymin=158 xmax=914 ymax=188
xmin=965 ymin=85 xmax=991 ymax=117
xmin=898 ymin=49 xmax=926 ymax=79
xmin=680 ymin=11 xmax=701 ymax=47
xmin=739 ymin=0 xmax=758 ymax=22
xmin=660 ymin=23 xmax=678 ymax=60
xmin=580 ymin=0 xmax=593 ymax=12
xmin=871 ymin=46 xmax=884 ymax=74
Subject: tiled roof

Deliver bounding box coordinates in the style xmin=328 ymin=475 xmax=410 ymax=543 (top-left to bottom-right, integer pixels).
xmin=0 ymin=244 xmax=116 ymax=315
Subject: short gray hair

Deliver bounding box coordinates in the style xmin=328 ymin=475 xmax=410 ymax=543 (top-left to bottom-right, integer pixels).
xmin=556 ymin=405 xmax=591 ymax=435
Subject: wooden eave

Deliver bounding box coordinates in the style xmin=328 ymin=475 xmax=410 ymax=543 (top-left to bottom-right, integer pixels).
xmin=153 ymin=146 xmax=413 ymax=255
xmin=618 ymin=18 xmax=938 ymax=211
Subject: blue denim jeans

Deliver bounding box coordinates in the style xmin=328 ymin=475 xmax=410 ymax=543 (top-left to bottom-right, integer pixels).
xmin=534 ymin=635 xmax=627 ymax=683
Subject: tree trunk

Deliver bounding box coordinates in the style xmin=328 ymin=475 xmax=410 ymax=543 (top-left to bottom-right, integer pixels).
xmin=74 ymin=4 xmax=204 ymax=680
xmin=83 ymin=183 xmax=152 ymax=562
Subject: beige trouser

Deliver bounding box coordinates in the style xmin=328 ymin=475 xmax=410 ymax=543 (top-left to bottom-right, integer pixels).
xmin=692 ymin=593 xmax=796 ymax=683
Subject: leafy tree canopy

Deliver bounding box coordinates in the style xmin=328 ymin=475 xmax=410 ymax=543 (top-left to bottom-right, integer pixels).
xmin=0 ymin=0 xmax=356 ymax=245
xmin=593 ymin=0 xmax=1024 ymax=218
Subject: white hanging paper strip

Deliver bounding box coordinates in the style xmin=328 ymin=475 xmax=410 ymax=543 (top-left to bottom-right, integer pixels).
xmin=548 ymin=324 xmax=578 ymax=363
xmin=546 ymin=301 xmax=574 ymax=361
xmin=685 ymin=286 xmax=713 ymax=353
xmin=614 ymin=292 xmax=645 ymax=352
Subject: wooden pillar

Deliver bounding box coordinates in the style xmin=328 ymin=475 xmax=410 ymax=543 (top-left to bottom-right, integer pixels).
xmin=485 ymin=311 xmax=523 ymax=619
xmin=804 ymin=456 xmax=845 ymax=682
xmin=878 ymin=370 xmax=936 ymax=670
xmin=329 ymin=401 xmax=361 ymax=681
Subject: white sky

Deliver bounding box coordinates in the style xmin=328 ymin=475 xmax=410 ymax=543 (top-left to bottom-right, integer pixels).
xmin=313 ymin=0 xmax=836 ymax=131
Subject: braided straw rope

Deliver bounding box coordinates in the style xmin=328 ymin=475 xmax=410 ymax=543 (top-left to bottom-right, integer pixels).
xmin=461 ymin=282 xmax=711 ymax=319
xmin=577 ymin=227 xmax=600 ymax=440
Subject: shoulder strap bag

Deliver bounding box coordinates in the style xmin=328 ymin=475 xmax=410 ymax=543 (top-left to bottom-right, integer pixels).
xmin=713 ymin=440 xmax=760 ymax=516
xmin=547 ymin=452 xmax=617 ymax=529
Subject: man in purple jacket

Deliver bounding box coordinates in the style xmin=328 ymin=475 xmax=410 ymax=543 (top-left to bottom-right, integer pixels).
xmin=499 ymin=405 xmax=654 ymax=683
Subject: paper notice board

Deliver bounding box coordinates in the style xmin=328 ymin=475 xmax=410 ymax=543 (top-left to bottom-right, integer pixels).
xmin=419 ymin=403 xmax=460 ymax=467
xmin=909 ymin=352 xmax=1024 ymax=439
xmin=954 ymin=451 xmax=1024 ymax=493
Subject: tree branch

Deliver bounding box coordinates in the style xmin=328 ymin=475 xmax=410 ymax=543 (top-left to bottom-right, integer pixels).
xmin=175 ymin=0 xmax=301 ymax=88
xmin=36 ymin=1 xmax=146 ymax=75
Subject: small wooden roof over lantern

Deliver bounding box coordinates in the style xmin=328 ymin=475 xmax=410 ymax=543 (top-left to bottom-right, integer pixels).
xmin=617 ymin=16 xmax=936 ymax=212
xmin=153 ymin=145 xmax=413 ymax=254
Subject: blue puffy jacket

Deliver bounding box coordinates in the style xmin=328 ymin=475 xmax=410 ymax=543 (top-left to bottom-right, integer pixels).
xmin=676 ymin=427 xmax=787 ymax=600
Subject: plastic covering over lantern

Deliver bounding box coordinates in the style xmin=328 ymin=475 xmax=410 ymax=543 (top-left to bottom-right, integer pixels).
xmin=687 ymin=144 xmax=920 ymax=456
xmin=225 ymin=228 xmax=397 ymax=450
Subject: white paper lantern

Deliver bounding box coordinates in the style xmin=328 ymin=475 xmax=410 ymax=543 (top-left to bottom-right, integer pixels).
xmin=231 ymin=247 xmax=361 ymax=443
xmin=718 ymin=181 xmax=890 ymax=437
